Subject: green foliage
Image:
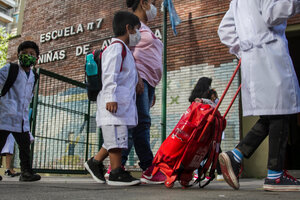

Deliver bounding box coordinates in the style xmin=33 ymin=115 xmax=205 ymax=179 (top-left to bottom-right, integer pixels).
xmin=0 ymin=27 xmax=13 ymax=68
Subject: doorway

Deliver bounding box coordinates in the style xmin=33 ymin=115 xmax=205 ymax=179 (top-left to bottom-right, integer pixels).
xmin=286 ymin=31 xmax=300 ymax=171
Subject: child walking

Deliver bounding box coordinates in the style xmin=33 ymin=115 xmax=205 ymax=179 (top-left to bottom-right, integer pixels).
xmin=84 ymin=11 xmax=141 ymax=186
xmin=189 ymin=77 xmax=223 ymax=185
xmin=0 ymin=41 xmax=41 ymax=182
xmin=218 ymin=0 xmax=300 ymax=191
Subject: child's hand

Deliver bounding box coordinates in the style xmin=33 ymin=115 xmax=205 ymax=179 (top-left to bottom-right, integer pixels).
xmin=106 ymin=102 xmax=118 ymax=113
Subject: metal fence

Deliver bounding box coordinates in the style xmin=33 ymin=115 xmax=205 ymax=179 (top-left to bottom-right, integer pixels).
xmin=30 ymin=68 xmax=100 ymax=174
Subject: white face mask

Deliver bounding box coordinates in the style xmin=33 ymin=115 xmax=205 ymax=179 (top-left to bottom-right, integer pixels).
xmin=146 ymin=4 xmax=157 ymax=22
xmin=129 ymin=29 xmax=141 ymax=46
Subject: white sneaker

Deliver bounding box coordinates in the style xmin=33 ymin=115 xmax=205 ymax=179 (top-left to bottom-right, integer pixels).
xmin=217 ymin=174 xmax=224 ymax=181
xmin=200 ymin=176 xmax=211 ymax=186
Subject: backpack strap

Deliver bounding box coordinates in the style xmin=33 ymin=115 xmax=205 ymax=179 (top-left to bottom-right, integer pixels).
xmin=32 ymin=69 xmax=39 ymax=93
xmin=0 ymin=63 xmax=19 ymax=98
xmin=111 ymin=41 xmax=127 ymax=71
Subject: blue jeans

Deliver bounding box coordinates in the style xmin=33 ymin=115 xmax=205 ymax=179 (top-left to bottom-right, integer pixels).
xmin=121 ymin=80 xmax=155 ymax=171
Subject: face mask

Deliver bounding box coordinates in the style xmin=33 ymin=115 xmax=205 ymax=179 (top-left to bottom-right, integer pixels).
xmin=214 ymin=98 xmax=219 ymax=104
xmin=19 ymin=54 xmax=37 ymax=68
xmin=146 ymin=4 xmax=157 ymax=22
xmin=129 ymin=29 xmax=141 ymax=46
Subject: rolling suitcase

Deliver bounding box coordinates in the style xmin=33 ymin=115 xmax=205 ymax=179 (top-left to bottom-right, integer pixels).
xmin=152 ymin=60 xmax=241 ymax=188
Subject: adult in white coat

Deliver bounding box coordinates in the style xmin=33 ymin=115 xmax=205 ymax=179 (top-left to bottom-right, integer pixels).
xmin=218 ymin=0 xmax=300 ymax=192
xmin=0 ymin=41 xmax=41 ymax=182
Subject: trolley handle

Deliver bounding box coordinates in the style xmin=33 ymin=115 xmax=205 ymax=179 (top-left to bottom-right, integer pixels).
xmin=213 ymin=59 xmax=241 ymax=119
xmin=197 ymin=60 xmax=241 ymax=143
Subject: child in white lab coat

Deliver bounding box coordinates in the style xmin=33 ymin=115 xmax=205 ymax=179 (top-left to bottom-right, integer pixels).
xmin=84 ymin=11 xmax=141 ymax=186
xmin=218 ymin=0 xmax=300 ymax=192
xmin=0 ymin=41 xmax=41 ymax=182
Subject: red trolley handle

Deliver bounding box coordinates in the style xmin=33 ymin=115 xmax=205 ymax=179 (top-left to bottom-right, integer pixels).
xmin=197 ymin=59 xmax=241 ymax=142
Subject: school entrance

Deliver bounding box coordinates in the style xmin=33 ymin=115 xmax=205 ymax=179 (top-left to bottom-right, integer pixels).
xmin=286 ymin=28 xmax=300 ymax=173
xmin=29 ymin=68 xmax=100 ymax=174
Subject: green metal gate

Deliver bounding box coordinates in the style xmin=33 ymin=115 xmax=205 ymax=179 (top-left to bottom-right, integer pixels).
xmin=30 ymin=68 xmax=100 ymax=174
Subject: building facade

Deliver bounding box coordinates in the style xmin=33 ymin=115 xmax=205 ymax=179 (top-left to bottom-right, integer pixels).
xmin=6 ymin=0 xmax=300 ymax=176
xmin=0 ymin=0 xmax=21 ymax=34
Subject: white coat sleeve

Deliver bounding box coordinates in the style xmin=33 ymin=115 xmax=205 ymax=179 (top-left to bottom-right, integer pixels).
xmin=218 ymin=3 xmax=241 ymax=58
xmin=101 ymin=44 xmax=123 ymax=103
xmin=261 ymin=0 xmax=300 ymax=27
xmin=0 ymin=64 xmax=10 ymax=91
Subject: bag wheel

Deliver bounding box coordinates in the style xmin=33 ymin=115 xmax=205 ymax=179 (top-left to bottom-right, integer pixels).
xmin=164 ymin=175 xmax=177 ymax=188
xmin=165 ymin=181 xmax=174 ymax=188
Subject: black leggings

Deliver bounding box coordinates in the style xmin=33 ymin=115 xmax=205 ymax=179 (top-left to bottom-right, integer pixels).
xmin=0 ymin=130 xmax=31 ymax=172
xmin=237 ymin=115 xmax=289 ymax=171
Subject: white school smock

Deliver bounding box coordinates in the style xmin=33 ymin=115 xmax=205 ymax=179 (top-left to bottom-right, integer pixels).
xmin=0 ymin=63 xmax=35 ymax=133
xmin=1 ymin=134 xmax=15 ymax=154
xmin=96 ymin=38 xmax=138 ymax=127
xmin=218 ymin=0 xmax=300 ymax=116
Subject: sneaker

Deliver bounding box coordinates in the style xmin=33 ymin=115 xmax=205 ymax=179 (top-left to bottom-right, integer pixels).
xmin=219 ymin=151 xmax=241 ymax=190
xmin=5 ymin=170 xmax=21 ymax=177
xmin=19 ymin=170 xmax=41 ymax=182
xmin=263 ymin=170 xmax=300 ymax=191
xmin=193 ymin=173 xmax=199 ymax=181
xmin=104 ymin=165 xmax=111 ymax=180
xmin=105 ymin=165 xmax=125 ymax=180
xmin=0 ymin=175 xmax=2 ymax=181
xmin=108 ymin=167 xmax=141 ymax=186
xmin=84 ymin=157 xmax=105 ymax=183
xmin=140 ymin=165 xmax=166 ymax=184
xmin=216 ymin=174 xmax=224 ymax=181
xmin=200 ymin=176 xmax=212 ymax=187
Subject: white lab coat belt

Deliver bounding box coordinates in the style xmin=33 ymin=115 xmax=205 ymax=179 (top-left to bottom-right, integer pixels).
xmin=240 ymin=32 xmax=277 ymax=51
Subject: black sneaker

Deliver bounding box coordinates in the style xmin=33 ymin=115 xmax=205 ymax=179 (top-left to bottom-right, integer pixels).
xmin=5 ymin=170 xmax=21 ymax=177
xmin=19 ymin=170 xmax=41 ymax=182
xmin=263 ymin=170 xmax=300 ymax=191
xmin=219 ymin=151 xmax=241 ymax=190
xmin=0 ymin=175 xmax=2 ymax=181
xmin=84 ymin=157 xmax=105 ymax=183
xmin=108 ymin=167 xmax=141 ymax=186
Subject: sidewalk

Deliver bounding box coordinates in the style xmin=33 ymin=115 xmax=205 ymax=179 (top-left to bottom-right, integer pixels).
xmin=0 ymin=176 xmax=299 ymax=200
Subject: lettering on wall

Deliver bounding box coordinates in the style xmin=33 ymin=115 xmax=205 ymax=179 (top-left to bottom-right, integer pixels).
xmin=38 ymin=18 xmax=162 ymax=64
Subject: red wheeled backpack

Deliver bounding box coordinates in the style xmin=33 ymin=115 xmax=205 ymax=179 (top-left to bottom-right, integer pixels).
xmin=152 ymin=60 xmax=242 ymax=188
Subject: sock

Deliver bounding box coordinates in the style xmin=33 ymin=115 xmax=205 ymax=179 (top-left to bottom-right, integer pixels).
xmin=232 ymin=149 xmax=243 ymax=163
xmin=267 ymin=170 xmax=283 ymax=179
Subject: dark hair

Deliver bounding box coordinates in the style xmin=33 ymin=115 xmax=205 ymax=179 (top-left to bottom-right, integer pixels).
xmin=18 ymin=41 xmax=40 ymax=57
xmin=208 ymin=89 xmax=218 ymax=98
xmin=188 ymin=77 xmax=212 ymax=103
xmin=113 ymin=11 xmax=140 ymax=37
xmin=127 ymin=0 xmax=148 ymax=11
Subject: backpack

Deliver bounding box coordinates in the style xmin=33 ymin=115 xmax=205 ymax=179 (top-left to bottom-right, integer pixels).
xmin=0 ymin=63 xmax=39 ymax=98
xmin=85 ymin=41 xmax=127 ymax=101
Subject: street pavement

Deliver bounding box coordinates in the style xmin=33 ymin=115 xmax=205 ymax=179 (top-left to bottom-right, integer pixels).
xmin=0 ymin=176 xmax=299 ymax=200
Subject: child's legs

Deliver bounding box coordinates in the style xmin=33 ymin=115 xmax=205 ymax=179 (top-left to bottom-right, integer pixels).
xmin=101 ymin=125 xmax=128 ymax=170
xmin=11 ymin=131 xmax=31 ymax=172
xmin=109 ymin=148 xmax=122 ymax=170
xmin=94 ymin=147 xmax=109 ymax=162
xmin=236 ymin=116 xmax=269 ymax=158
xmin=0 ymin=131 xmax=11 ymax=167
xmin=1 ymin=134 xmax=15 ymax=170
xmin=267 ymin=115 xmax=289 ymax=171
xmin=5 ymin=154 xmax=14 ymax=171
